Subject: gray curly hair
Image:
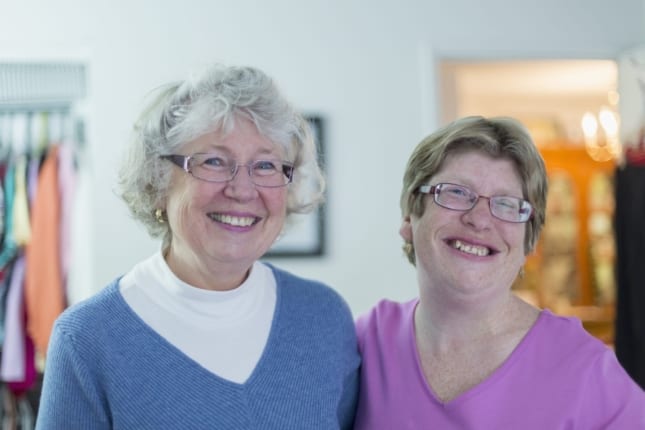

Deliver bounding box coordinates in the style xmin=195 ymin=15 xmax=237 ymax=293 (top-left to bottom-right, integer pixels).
xmin=117 ymin=64 xmax=325 ymax=249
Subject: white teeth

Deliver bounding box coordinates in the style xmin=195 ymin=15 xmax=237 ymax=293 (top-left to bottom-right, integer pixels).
xmin=212 ymin=214 xmax=255 ymax=227
xmin=453 ymin=240 xmax=490 ymax=256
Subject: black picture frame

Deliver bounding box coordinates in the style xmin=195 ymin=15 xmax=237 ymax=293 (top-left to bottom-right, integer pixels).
xmin=266 ymin=115 xmax=326 ymax=257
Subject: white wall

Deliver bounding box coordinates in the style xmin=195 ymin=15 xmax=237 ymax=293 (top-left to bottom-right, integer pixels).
xmin=1 ymin=0 xmax=643 ymax=315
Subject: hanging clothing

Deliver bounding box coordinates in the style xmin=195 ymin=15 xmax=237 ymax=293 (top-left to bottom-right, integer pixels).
xmin=0 ymin=62 xmax=86 ymax=425
xmin=1 ymin=256 xmax=27 ymax=382
xmin=614 ymin=163 xmax=645 ymax=390
xmin=0 ymin=162 xmax=17 ymax=270
xmin=24 ymin=145 xmax=66 ymax=359
xmin=57 ymin=143 xmax=76 ymax=290
xmin=11 ymin=155 xmax=31 ymax=247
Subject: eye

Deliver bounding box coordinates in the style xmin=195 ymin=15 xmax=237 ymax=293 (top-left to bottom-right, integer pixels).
xmin=201 ymin=155 xmax=228 ymax=169
xmin=443 ymin=184 xmax=471 ymax=198
xmin=252 ymin=160 xmax=282 ymax=177
xmin=494 ymin=197 xmax=521 ymax=210
xmin=253 ymin=160 xmax=279 ymax=172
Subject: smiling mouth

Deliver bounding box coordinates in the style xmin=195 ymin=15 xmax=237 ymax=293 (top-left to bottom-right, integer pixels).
xmin=450 ymin=239 xmax=492 ymax=257
xmin=209 ymin=213 xmax=259 ymax=227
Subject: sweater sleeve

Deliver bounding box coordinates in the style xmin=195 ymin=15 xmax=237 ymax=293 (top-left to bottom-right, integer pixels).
xmin=36 ymin=319 xmax=111 ymax=429
xmin=337 ymin=361 xmax=360 ymax=430
xmin=334 ymin=295 xmax=360 ymax=430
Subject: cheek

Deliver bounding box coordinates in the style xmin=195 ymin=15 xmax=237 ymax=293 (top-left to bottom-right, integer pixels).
xmin=505 ymin=225 xmax=528 ymax=256
xmin=264 ymin=189 xmax=289 ymax=215
xmin=412 ymin=207 xmax=443 ymax=237
xmin=166 ymin=182 xmax=209 ymax=218
xmin=522 ymin=225 xmax=532 ymax=254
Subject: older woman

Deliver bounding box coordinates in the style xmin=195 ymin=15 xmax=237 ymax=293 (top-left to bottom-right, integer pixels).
xmin=354 ymin=116 xmax=645 ymax=429
xmin=36 ymin=65 xmax=359 ymax=429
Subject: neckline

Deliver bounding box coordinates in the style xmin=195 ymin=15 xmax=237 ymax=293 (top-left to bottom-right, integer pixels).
xmin=409 ymin=301 xmax=548 ymax=406
xmin=111 ymin=265 xmax=285 ymax=388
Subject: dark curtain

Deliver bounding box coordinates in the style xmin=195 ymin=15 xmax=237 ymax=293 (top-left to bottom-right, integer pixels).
xmin=614 ymin=163 xmax=645 ymax=390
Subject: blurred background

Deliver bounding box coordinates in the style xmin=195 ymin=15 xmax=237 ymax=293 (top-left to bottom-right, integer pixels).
xmin=1 ymin=0 xmax=645 ymax=419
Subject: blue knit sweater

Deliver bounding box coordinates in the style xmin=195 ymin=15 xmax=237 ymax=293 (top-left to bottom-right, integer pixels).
xmin=36 ymin=265 xmax=360 ymax=429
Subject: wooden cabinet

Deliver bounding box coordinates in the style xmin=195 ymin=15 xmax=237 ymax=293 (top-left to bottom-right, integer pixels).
xmin=514 ymin=143 xmax=617 ymax=344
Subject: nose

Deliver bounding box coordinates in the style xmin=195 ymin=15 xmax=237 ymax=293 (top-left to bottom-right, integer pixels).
xmin=461 ymin=196 xmax=493 ymax=228
xmin=223 ymin=164 xmax=258 ymax=201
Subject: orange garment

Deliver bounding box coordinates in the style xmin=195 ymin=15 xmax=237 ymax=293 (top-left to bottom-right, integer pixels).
xmin=25 ymin=145 xmax=65 ymax=357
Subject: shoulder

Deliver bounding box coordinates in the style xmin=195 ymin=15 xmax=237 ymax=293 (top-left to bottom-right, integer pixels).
xmin=540 ymin=311 xmax=645 ymax=425
xmin=266 ymin=262 xmax=350 ymax=311
xmin=57 ymin=279 xmax=120 ymax=322
xmin=532 ymin=310 xmax=609 ymax=356
xmin=265 ymin=264 xmax=359 ymax=360
xmin=265 ymin=263 xmax=357 ymax=341
xmin=52 ymin=278 xmax=128 ymax=347
xmin=356 ymin=298 xmax=416 ymax=329
xmin=527 ymin=310 xmax=642 ymax=390
xmin=355 ymin=298 xmax=417 ymax=345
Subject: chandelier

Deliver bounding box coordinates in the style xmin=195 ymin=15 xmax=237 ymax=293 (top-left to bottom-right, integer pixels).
xmin=581 ymin=104 xmax=622 ymax=162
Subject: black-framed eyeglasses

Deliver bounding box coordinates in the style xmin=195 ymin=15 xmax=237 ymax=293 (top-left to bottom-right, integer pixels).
xmin=160 ymin=153 xmax=294 ymax=188
xmin=419 ymin=182 xmax=533 ymax=223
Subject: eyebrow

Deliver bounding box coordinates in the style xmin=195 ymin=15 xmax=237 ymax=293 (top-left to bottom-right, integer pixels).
xmin=201 ymin=145 xmax=285 ymax=158
xmin=441 ymin=180 xmax=524 ymax=198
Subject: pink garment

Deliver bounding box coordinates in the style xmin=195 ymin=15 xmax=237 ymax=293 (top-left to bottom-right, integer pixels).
xmin=1 ymin=256 xmax=26 ymax=382
xmin=354 ymin=299 xmax=645 ymax=429
xmin=57 ymin=142 xmax=77 ymax=285
xmin=27 ymin=155 xmax=40 ymax=210
xmin=7 ymin=321 xmax=37 ymax=396
xmin=0 ymin=255 xmax=33 ymax=393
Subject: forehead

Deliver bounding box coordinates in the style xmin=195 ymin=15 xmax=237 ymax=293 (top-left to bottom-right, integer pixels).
xmin=436 ymin=150 xmax=524 ymax=194
xmin=183 ymin=120 xmax=286 ymax=157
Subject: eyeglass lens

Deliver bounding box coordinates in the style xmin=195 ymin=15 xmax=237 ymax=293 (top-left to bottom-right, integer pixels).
xmin=431 ymin=183 xmax=532 ymax=222
xmin=163 ymin=153 xmax=294 ymax=187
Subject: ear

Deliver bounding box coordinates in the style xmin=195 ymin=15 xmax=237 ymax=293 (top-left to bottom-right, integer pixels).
xmin=399 ymin=215 xmax=413 ymax=242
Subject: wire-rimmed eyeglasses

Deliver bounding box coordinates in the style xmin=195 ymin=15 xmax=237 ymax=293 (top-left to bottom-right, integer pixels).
xmin=160 ymin=153 xmax=294 ymax=188
xmin=419 ymin=182 xmax=533 ymax=223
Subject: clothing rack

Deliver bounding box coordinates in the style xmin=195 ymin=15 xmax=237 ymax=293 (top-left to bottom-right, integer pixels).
xmin=0 ymin=62 xmax=85 ymax=106
xmin=0 ymin=61 xmax=87 ymax=430
xmin=0 ymin=108 xmax=83 ymax=151
xmin=0 ymin=62 xmax=86 ymax=151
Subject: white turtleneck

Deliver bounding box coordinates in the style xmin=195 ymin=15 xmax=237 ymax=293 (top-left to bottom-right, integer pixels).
xmin=119 ymin=252 xmax=277 ymax=383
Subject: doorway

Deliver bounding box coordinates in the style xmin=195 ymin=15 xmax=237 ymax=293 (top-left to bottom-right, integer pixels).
xmin=439 ymin=59 xmax=619 ymax=344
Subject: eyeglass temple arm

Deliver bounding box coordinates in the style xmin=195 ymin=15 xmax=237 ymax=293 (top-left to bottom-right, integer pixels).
xmin=282 ymin=163 xmax=295 ymax=178
xmin=161 ymin=154 xmax=190 ymax=171
xmin=419 ymin=185 xmax=434 ymax=194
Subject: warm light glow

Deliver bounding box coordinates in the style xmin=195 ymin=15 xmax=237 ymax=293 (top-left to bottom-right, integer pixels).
xmin=581 ymin=112 xmax=598 ymax=139
xmin=607 ymin=90 xmax=620 ymax=106
xmin=581 ymin=108 xmax=621 ymax=162
xmin=598 ymin=107 xmax=618 ymax=137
